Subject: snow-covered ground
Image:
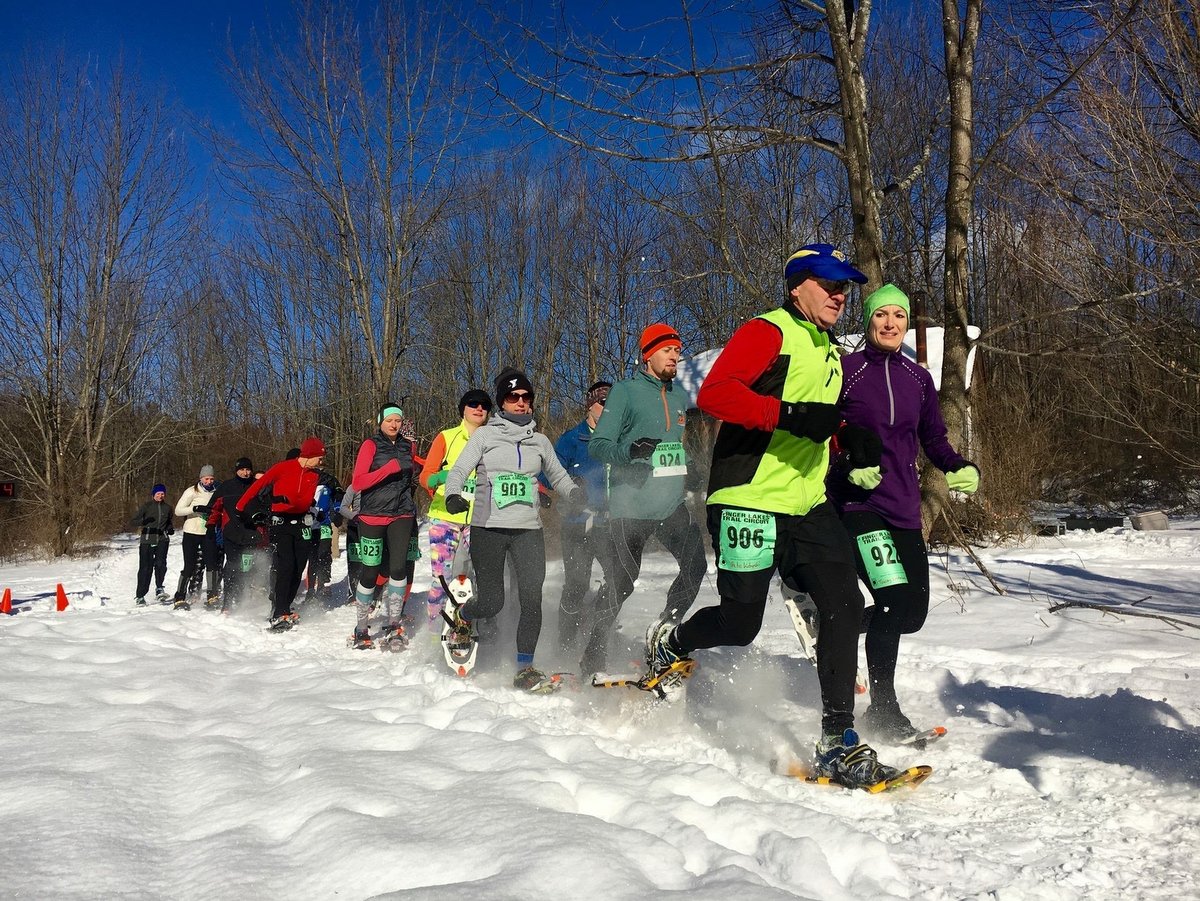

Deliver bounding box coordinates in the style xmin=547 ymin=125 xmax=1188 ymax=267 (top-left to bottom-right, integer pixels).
xmin=2 ymin=520 xmax=1198 ymax=900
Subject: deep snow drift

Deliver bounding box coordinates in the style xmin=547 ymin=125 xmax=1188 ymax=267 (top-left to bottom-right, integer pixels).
xmin=2 ymin=519 xmax=1198 ymax=900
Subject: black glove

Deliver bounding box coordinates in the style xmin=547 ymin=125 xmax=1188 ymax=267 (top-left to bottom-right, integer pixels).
xmin=567 ymin=486 xmax=587 ymax=509
xmin=777 ymin=402 xmax=841 ymax=443
xmin=538 ymin=490 xmax=553 ymax=509
xmin=629 ymin=437 xmax=661 ymax=459
xmin=192 ymin=504 xmax=210 ymax=514
xmin=166 ymin=526 xmax=175 ymax=536
xmin=839 ymin=424 xmax=882 ymax=468
xmin=444 ymin=494 xmax=469 ymax=515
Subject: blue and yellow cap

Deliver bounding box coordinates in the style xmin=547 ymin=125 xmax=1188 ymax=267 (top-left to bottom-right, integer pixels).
xmin=784 ymin=243 xmax=867 ymax=288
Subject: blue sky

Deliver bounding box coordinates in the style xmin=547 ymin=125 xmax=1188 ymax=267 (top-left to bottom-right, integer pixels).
xmin=1 ymin=0 xmax=260 ymax=130
xmin=0 ymin=1 xmax=764 ymax=126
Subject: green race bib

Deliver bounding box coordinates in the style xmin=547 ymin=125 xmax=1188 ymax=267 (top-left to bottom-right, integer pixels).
xmin=240 ymin=552 xmax=254 ymax=573
xmin=651 ymin=441 xmax=687 ymax=478
xmin=347 ymin=541 xmax=361 ymax=564
xmin=360 ymin=535 xmax=384 ymax=567
xmin=493 ymin=472 xmax=534 ymax=509
xmin=300 ymin=527 xmax=312 ymax=541
xmin=407 ymin=533 xmax=421 ymax=561
xmin=856 ymin=529 xmax=908 ymax=589
xmin=320 ymin=525 xmax=332 ymax=539
xmin=718 ymin=509 xmax=777 ymax=572
xmin=461 ymin=474 xmax=477 ymax=500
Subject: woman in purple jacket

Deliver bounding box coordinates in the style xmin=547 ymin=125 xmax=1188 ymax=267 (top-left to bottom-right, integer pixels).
xmin=831 ymin=284 xmax=980 ymax=741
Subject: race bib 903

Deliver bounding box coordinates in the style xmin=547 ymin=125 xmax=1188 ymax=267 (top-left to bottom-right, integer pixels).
xmin=718 ymin=509 xmax=776 ymax=572
xmin=492 ymin=472 xmax=534 ymax=509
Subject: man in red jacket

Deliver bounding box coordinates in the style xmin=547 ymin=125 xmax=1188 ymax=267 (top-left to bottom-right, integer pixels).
xmin=236 ymin=437 xmax=326 ymax=630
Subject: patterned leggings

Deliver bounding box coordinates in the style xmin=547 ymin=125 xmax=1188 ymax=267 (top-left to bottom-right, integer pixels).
xmin=427 ymin=519 xmax=469 ymax=616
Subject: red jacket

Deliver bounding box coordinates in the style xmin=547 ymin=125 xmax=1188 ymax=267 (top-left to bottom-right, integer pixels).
xmin=236 ymin=459 xmax=319 ymax=516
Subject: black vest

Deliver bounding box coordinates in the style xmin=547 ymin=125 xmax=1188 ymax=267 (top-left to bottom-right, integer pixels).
xmin=359 ymin=433 xmax=415 ymax=517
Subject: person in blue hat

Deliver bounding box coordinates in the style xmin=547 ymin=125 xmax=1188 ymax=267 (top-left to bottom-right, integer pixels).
xmin=646 ymin=243 xmax=907 ymax=790
xmin=127 ymin=483 xmax=174 ymax=605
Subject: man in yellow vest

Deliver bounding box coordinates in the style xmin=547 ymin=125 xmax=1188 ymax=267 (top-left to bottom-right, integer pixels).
xmin=646 ymin=243 xmax=903 ymax=790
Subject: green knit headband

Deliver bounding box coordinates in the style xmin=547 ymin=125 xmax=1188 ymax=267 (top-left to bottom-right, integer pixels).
xmin=863 ymin=284 xmax=911 ymax=330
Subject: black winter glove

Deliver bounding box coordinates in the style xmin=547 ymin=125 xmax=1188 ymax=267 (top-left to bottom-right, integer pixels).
xmin=538 ymin=490 xmax=553 ymax=509
xmin=839 ymin=423 xmax=882 ymax=468
xmin=567 ymin=486 xmax=587 ymax=509
xmin=444 ymin=494 xmax=469 ymax=515
xmin=192 ymin=504 xmax=210 ymax=514
xmin=776 ymin=402 xmax=841 ymax=443
xmin=166 ymin=526 xmax=175 ymax=536
xmin=629 ymin=437 xmax=661 ymax=460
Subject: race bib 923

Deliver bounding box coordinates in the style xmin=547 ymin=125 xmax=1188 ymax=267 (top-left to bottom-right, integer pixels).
xmin=856 ymin=529 xmax=908 ymax=589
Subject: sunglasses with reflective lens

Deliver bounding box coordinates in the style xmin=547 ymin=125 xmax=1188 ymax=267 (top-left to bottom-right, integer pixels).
xmin=814 ymin=277 xmax=851 ymax=295
xmin=504 ymin=391 xmax=534 ymax=404
xmin=464 ymin=401 xmax=491 ymax=410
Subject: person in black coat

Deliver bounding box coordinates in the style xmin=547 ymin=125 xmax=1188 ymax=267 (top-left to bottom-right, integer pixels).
xmin=209 ymin=457 xmax=259 ymax=612
xmin=128 ymin=484 xmax=174 ymax=605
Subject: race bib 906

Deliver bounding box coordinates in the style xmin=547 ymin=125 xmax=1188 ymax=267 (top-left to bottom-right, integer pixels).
xmin=718 ymin=509 xmax=776 ymax=572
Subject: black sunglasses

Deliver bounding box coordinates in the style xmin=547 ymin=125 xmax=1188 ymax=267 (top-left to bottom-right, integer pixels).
xmin=504 ymin=391 xmax=534 ymax=404
xmin=814 ymin=277 xmax=851 ymax=295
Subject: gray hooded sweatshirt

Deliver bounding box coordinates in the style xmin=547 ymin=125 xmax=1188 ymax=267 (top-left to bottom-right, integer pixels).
xmin=445 ymin=412 xmax=573 ymax=529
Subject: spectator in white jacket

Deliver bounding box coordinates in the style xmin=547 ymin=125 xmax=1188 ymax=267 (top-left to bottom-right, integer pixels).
xmin=172 ymin=464 xmax=220 ymax=609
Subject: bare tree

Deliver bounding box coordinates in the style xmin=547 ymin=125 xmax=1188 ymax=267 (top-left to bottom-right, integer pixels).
xmin=0 ymin=54 xmax=201 ymax=554
xmin=219 ymin=0 xmax=470 ymax=410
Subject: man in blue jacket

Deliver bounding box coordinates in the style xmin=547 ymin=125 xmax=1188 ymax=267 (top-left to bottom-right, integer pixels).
xmin=554 ymin=381 xmax=618 ymax=673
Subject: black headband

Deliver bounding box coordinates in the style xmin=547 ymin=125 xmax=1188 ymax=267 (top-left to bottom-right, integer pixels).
xmin=641 ymin=331 xmax=682 ymax=358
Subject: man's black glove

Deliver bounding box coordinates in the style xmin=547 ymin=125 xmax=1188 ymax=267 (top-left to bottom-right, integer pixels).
xmin=777 ymin=402 xmax=841 ymax=443
xmin=444 ymin=494 xmax=469 ymax=515
xmin=538 ymin=490 xmax=553 ymax=509
xmin=629 ymin=437 xmax=661 ymax=460
xmin=839 ymin=423 xmax=882 ymax=468
xmin=567 ymin=486 xmax=587 ymax=509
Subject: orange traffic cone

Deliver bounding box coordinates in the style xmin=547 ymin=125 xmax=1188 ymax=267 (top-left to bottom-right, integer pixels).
xmin=56 ymin=583 xmax=69 ymax=612
xmin=1 ymin=587 xmax=11 ymax=615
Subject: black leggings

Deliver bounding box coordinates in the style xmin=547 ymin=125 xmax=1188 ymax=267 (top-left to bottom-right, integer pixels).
xmin=176 ymin=532 xmax=218 ymax=598
xmin=609 ymin=503 xmax=707 ymax=623
xmin=464 ymin=527 xmax=546 ymax=659
xmin=269 ymin=521 xmax=312 ymax=619
xmin=840 ymin=509 xmax=930 ymax=707
xmin=675 ymin=502 xmax=864 ymax=736
xmin=356 ymin=518 xmax=414 ymax=590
